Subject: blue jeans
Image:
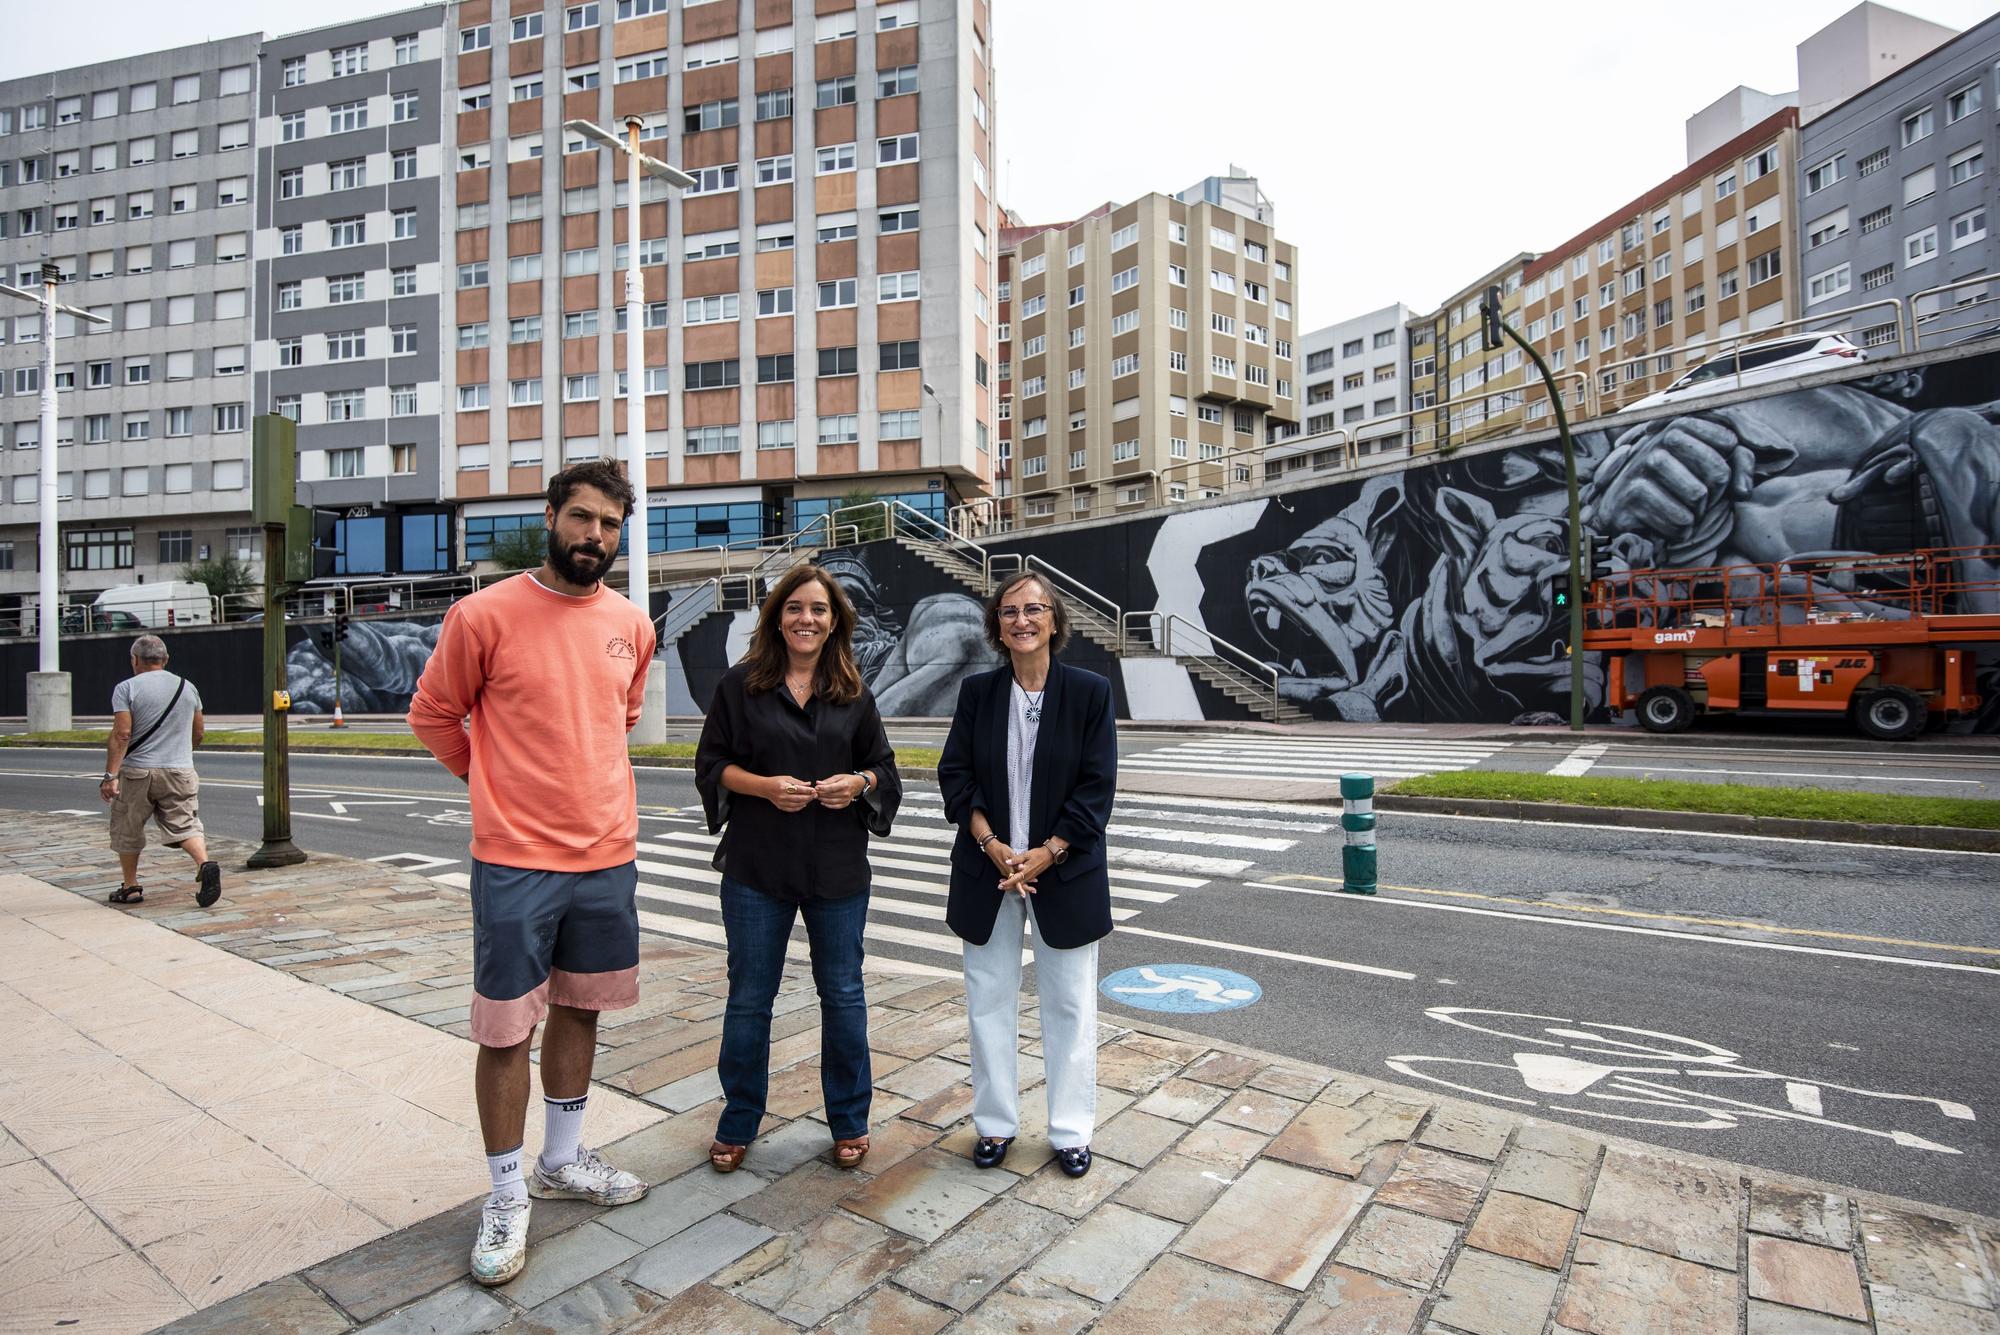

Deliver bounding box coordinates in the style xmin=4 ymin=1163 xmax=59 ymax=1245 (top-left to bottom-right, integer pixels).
xmin=716 ymin=877 xmax=872 ymax=1145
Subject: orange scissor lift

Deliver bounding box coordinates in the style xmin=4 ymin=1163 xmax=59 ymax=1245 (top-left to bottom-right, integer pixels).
xmin=1584 ymin=545 xmax=2000 ymax=740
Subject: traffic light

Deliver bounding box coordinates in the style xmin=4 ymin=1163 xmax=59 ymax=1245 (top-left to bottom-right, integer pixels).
xmin=1587 ymin=532 xmax=1620 ymax=584
xmin=1480 ymin=284 xmax=1505 ymax=352
xmin=334 ymin=611 xmax=350 ymax=643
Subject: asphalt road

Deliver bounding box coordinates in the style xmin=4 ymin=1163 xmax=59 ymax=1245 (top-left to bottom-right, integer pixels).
xmin=4 ymin=746 xmax=1995 ymax=1217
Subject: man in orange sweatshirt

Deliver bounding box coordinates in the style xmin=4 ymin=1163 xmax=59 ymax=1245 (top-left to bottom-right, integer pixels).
xmin=408 ymin=459 xmax=658 ymax=1287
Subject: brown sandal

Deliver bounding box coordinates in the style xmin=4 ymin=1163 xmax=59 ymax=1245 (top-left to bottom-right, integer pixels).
xmin=108 ymin=885 xmax=145 ymax=905
xmin=709 ymin=1140 xmax=749 ymax=1173
xmin=831 ymin=1136 xmax=870 ymax=1170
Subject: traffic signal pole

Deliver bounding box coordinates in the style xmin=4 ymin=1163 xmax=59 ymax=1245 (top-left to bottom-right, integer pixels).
xmin=1481 ymin=288 xmax=1586 ymax=732
xmin=248 ymin=415 xmax=306 ymax=868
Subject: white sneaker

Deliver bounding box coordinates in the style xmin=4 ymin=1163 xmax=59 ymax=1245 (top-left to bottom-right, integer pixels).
xmin=529 ymin=1146 xmax=648 ymax=1206
xmin=469 ymin=1193 xmax=530 ymax=1287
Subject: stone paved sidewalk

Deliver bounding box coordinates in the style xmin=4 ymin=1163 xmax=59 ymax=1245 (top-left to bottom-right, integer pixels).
xmin=3 ymin=811 xmax=1996 ymax=1335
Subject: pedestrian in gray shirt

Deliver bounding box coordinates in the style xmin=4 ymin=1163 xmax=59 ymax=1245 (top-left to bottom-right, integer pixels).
xmin=100 ymin=634 xmax=221 ymax=908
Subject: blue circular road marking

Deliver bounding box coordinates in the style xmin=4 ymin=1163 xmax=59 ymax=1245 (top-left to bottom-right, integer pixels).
xmin=1100 ymin=964 xmax=1262 ymax=1013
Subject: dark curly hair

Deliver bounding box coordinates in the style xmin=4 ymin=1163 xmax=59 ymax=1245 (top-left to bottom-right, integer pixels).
xmin=547 ymin=459 xmax=636 ymax=519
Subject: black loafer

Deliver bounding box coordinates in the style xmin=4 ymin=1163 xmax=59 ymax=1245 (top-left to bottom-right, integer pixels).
xmin=1055 ymin=1146 xmax=1092 ymax=1178
xmin=972 ymin=1136 xmax=1014 ymax=1169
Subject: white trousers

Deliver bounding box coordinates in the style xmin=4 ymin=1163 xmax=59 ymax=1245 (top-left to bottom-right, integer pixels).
xmin=962 ymin=892 xmax=1099 ymax=1148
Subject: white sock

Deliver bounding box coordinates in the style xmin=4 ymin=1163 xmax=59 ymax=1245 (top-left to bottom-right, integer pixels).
xmin=486 ymin=1145 xmax=526 ymax=1204
xmin=540 ymin=1094 xmax=587 ymax=1171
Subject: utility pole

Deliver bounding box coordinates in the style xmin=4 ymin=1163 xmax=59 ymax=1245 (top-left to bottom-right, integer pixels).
xmin=1482 ymin=285 xmax=1586 ymax=732
xmin=247 ymin=415 xmax=305 ymax=868
xmin=0 ymin=269 xmax=108 ymax=730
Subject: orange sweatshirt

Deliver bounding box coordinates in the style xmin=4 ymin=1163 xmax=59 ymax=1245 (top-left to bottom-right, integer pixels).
xmin=407 ymin=573 xmax=656 ymax=871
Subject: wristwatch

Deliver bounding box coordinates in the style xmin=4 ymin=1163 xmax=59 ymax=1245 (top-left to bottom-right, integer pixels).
xmin=1044 ymin=839 xmax=1069 ymax=865
xmin=851 ymin=769 xmax=874 ymax=793
xmin=101 ymin=772 xmax=117 ymax=782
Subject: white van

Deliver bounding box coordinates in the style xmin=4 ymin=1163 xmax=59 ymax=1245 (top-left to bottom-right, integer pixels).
xmin=92 ymin=580 xmax=215 ymax=628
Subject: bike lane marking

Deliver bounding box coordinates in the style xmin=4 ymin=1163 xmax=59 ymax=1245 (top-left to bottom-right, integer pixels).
xmin=1260 ymin=873 xmax=2000 ymax=960
xmin=1244 ymin=878 xmax=1999 ymax=974
xmin=1102 ymin=965 xmax=1262 ymax=1013
xmin=1115 ymin=925 xmax=1414 ymax=980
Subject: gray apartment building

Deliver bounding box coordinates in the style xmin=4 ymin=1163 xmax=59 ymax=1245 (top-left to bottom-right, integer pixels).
xmin=1290 ymin=302 xmax=1413 ymax=460
xmin=256 ymin=7 xmax=454 ymax=579
xmin=0 ymin=37 xmax=262 ymax=630
xmin=1796 ymin=14 xmax=1996 ymax=346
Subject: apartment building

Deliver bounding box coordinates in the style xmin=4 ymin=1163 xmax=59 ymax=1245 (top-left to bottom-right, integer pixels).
xmin=255 ymin=8 xmax=454 ymax=579
xmin=1290 ymin=301 xmax=1413 ymax=459
xmin=1796 ymin=15 xmax=1996 ymax=346
xmin=1405 ymin=255 xmax=1532 ymax=453
xmin=440 ymin=0 xmax=996 ymax=563
xmin=994 ymin=176 xmax=1298 ymax=526
xmin=0 ymin=37 xmax=262 ymax=630
xmin=1520 ymin=108 xmax=1800 ymax=416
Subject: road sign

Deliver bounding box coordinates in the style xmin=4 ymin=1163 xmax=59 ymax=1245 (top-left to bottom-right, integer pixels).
xmin=1100 ymin=964 xmax=1262 ymax=1013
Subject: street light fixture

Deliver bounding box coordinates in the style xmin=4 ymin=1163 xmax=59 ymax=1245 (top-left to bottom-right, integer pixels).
xmin=1 ymin=267 xmax=110 ymax=730
xmin=563 ymin=116 xmax=694 ymax=743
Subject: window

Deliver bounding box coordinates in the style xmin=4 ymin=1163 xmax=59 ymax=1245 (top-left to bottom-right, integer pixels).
xmin=508 ymin=378 xmax=542 ymax=406
xmin=458 ymin=385 xmax=489 ymax=409
xmin=685 ymin=426 xmax=739 ymax=455
xmin=460 ymin=24 xmax=491 ymax=52
xmin=276 ymin=281 xmax=302 ymax=310
xmin=757 ymin=353 xmax=794 ymax=383
xmin=1901 ymin=106 xmax=1933 ymax=146
xmin=1068 ymin=284 xmax=1085 ymax=307
xmin=278 ymin=337 xmax=303 ymax=367
xmin=1947 ymin=81 xmax=1983 ymax=123
xmin=169 ymin=183 xmax=197 ymax=214
xmin=391 ymin=324 xmax=418 ymax=356
xmin=328 ymin=98 xmax=367 ymax=134
xmin=123 ymin=413 xmax=150 ymax=440
xmin=818 ymin=415 xmax=859 ymax=445
xmin=817 ymin=346 xmax=858 ymax=377
xmin=326 ymin=446 xmax=364 ymax=477
xmin=457 ymin=262 xmax=488 ymax=289
xmin=395 ymin=32 xmax=420 ymax=62
xmin=756 ymin=154 xmax=794 ymax=185
xmin=817 ymin=75 xmax=856 ymax=108
xmin=1949 ymin=146 xmax=1984 ymax=187
xmin=1210 ymin=269 xmax=1235 ymax=294
xmin=816 ymin=143 xmax=856 ymax=174
xmin=1861 ymin=262 xmax=1894 ymax=291
xmin=568 ymin=3 xmax=599 ymax=28
xmin=511 ymin=76 xmax=543 ymax=103
xmin=756 ymin=421 xmax=796 ymax=452
xmin=327 ymin=330 xmax=367 ymax=361
xmin=1715 ymin=172 xmax=1735 ymax=201
xmin=685 ymin=359 xmax=741 ymax=389
xmin=214 ymin=291 xmax=245 ymax=320
xmin=814 ymin=214 xmax=856 ymax=243
xmin=561 ymin=248 xmax=599 ymax=277
xmin=394 ymin=148 xmax=418 ymax=180
xmin=1806 ymin=156 xmax=1843 ymax=194
xmin=878 ymin=64 xmax=917 ymax=98
xmin=169 ymin=74 xmax=200 ymax=105
xmin=684 ymin=97 xmax=738 ymax=131
xmin=461 ymin=85 xmax=491 ymax=110
xmin=1808 ymin=264 xmax=1851 ymax=304
xmin=1950 ymin=207 xmax=1986 ymax=250
xmin=510 ymin=192 xmax=543 ymax=221
xmin=1904 ymin=165 xmax=1937 ymax=204
xmin=281 ymin=56 xmax=306 ymax=87
xmin=1858 ymin=147 xmax=1890 ymax=177
xmin=564 ymin=374 xmax=599 ymax=402
xmin=877 ymin=133 xmax=919 ymax=165
xmin=507 ymin=254 xmax=543 ymax=283
xmin=279 ymin=110 xmax=306 ymax=143
xmin=329 ymin=216 xmax=366 ymax=248
xmin=1113 ymin=353 xmax=1139 ymax=378
xmin=329 ymin=43 xmax=367 ymax=76
xmin=561 ymin=311 xmax=599 ymax=340
xmin=328 ymin=158 xmax=365 ymax=191
xmin=1905 ymin=226 xmax=1938 ymax=265
xmin=213 ymin=404 xmax=245 ymax=433
xmin=876 ymin=270 xmax=920 ymax=303
xmin=1808 ymin=209 xmax=1849 ymax=248
xmin=880 ymin=341 xmax=920 ymax=371
xmin=278 ymin=168 xmax=303 ymax=200
xmin=329 ymin=273 xmax=367 ymax=303
xmin=756 ymin=88 xmax=792 ymax=121
xmin=1745 ymin=146 xmax=1778 ymax=181
xmin=512 ymin=12 xmax=542 ymax=40
xmin=686 ymin=164 xmax=739 ymax=195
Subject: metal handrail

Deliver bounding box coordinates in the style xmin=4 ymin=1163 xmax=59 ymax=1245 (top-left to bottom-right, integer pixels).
xmin=654 ymin=577 xmax=721 ymax=645
xmin=983 ymin=470 xmax=1163 ymax=530
xmin=1021 ymin=554 xmax=1122 ymax=653
xmin=1155 ymin=431 xmax=1348 ymax=500
xmin=948 ymin=497 xmax=1004 ymax=539
xmin=1908 ymin=271 xmax=1999 ymax=348
xmin=1122 ymin=609 xmax=1281 ymax=713
xmin=830 ymin=499 xmax=996 ymax=591
xmin=1593 ymin=298 xmax=1904 ymax=410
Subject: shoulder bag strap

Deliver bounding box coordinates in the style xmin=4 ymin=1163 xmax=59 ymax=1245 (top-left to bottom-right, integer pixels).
xmin=126 ymin=675 xmax=188 ymax=757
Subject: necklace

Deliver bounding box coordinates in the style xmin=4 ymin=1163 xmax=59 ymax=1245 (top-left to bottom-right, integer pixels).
xmin=785 ymin=671 xmax=813 ymax=704
xmin=1021 ymin=685 xmax=1044 ymax=723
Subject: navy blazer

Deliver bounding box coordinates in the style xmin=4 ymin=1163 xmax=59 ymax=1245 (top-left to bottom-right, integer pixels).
xmin=937 ymin=659 xmax=1118 ymax=950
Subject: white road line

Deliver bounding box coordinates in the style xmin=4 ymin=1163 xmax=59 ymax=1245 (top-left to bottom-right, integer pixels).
xmin=432 ymin=871 xmax=473 ymax=888
xmin=1120 ymin=760 xmax=1472 ymax=780
xmin=1114 ymin=925 xmax=1416 ymax=980
xmin=636 ymin=842 xmax=1173 ymax=908
xmin=1238 ymin=881 xmax=2000 ymax=975
xmin=897 ymin=795 xmax=1332 ymax=835
xmin=1104 ymin=823 xmax=1294 ymax=852
xmin=1549 ymin=742 xmax=1609 ymax=777
xmin=1593 ymin=764 xmax=1982 ymax=786
xmin=1135 ymin=738 xmax=1512 ymax=753
xmin=632 ymin=908 xmax=954 ymax=977
xmin=1375 ymin=808 xmax=2000 ymax=856
xmin=645 ymin=828 xmax=1253 ymax=878
xmin=636 ymin=904 xmax=985 ymax=968
xmin=370 ymin=852 xmax=460 ymax=871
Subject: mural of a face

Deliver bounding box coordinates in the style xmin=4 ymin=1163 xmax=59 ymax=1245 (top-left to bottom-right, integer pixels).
xmin=818 ymin=550 xmax=999 ymax=716
xmin=1244 ymin=476 xmax=1405 ymax=710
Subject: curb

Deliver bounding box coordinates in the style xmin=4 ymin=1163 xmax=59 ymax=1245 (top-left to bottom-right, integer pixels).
xmin=1462 ymin=728 xmax=2000 ymax=755
xmin=1376 ymin=793 xmax=2000 ymax=852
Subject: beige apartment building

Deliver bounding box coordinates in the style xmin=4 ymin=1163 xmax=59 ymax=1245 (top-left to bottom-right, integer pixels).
xmin=441 ymin=0 xmax=996 ymax=561
xmin=1404 ymin=253 xmax=1533 ymax=453
xmin=1520 ymin=108 xmax=1801 ymax=415
xmin=992 ymin=176 xmax=1298 ymax=526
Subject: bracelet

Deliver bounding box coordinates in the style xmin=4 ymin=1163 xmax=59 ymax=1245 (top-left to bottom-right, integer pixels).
xmin=976 ymin=833 xmax=998 ymax=848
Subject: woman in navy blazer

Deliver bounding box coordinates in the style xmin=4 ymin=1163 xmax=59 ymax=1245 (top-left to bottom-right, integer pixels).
xmin=938 ymin=571 xmax=1117 ymax=1178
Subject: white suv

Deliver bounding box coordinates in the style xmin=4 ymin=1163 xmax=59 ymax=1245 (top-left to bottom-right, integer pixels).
xmin=1619 ymin=332 xmax=1867 ymax=413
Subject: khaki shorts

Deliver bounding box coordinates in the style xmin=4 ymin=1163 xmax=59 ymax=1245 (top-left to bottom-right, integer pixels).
xmin=109 ymin=767 xmax=203 ymax=854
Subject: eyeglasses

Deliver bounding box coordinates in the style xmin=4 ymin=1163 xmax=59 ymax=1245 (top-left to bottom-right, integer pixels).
xmin=998 ymin=603 xmax=1052 ymax=622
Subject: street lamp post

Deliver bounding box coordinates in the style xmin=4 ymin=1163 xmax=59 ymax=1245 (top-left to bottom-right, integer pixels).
xmin=1 ymin=266 xmax=109 ymax=730
xmin=565 ymin=117 xmax=694 ymax=744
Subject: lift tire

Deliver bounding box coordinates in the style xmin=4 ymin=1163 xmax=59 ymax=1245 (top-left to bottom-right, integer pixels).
xmin=1854 ymin=686 xmax=1927 ymax=741
xmin=1636 ymin=686 xmax=1696 ymax=734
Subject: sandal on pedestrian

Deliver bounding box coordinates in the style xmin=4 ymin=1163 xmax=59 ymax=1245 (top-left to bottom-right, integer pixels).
xmin=708 ymin=1140 xmax=749 ymax=1173
xmin=108 ymin=885 xmax=144 ymax=905
xmin=831 ymin=1136 xmax=870 ymax=1170
xmin=196 ymin=861 xmax=222 ymax=908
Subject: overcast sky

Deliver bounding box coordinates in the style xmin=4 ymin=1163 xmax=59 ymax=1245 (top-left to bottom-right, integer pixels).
xmin=6 ymin=0 xmax=1991 ymax=329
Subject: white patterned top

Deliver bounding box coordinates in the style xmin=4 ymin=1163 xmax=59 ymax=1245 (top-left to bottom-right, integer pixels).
xmin=1006 ymin=680 xmax=1042 ymax=851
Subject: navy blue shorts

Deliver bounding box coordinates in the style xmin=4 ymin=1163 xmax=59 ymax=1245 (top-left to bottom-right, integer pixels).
xmin=469 ymin=859 xmax=639 ymax=1048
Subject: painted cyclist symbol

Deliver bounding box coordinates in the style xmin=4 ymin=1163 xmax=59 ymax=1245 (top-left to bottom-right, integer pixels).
xmin=1387 ymin=1008 xmax=1976 ymax=1155
xmin=1101 ymin=965 xmax=1262 ymax=1014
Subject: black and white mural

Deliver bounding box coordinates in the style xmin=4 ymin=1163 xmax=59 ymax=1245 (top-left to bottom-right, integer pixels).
xmin=284 ymin=617 xmax=444 ymax=715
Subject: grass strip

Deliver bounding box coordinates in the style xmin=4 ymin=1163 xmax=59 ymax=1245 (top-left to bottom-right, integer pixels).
xmin=1389 ymin=770 xmax=2000 ymax=831
xmin=4 ymin=729 xmax=943 ymax=772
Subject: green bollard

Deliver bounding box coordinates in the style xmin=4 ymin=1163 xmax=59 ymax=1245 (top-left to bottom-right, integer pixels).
xmin=1339 ymin=772 xmax=1377 ymax=895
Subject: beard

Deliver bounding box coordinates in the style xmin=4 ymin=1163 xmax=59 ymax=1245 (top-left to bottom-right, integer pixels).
xmin=547 ymin=527 xmax=617 ymax=586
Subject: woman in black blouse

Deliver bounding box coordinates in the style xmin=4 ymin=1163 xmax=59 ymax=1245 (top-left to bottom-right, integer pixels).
xmin=695 ymin=563 xmax=900 ymax=1173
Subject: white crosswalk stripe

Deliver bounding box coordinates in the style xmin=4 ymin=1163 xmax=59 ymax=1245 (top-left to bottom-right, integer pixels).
xmin=1120 ymin=735 xmax=1511 ymax=783
xmin=418 ymin=788 xmax=1276 ymax=968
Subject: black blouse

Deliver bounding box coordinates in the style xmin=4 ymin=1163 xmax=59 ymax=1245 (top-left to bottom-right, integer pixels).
xmin=695 ymin=663 xmax=902 ymax=902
